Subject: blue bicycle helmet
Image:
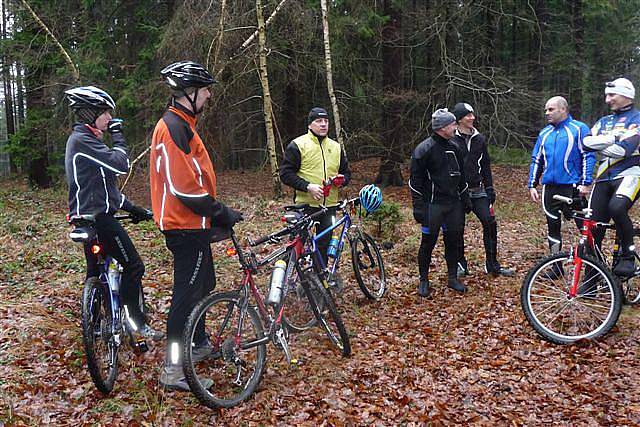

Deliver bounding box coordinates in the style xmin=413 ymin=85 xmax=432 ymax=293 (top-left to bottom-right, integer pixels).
xmin=359 ymin=184 xmax=383 ymax=213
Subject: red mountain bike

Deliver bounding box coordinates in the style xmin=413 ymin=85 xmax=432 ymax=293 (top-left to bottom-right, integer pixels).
xmin=521 ymin=195 xmax=640 ymax=344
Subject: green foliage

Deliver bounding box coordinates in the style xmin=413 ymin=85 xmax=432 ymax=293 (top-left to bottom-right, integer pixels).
xmin=363 ymin=201 xmax=402 ymax=238
xmin=488 ymin=145 xmax=531 ymax=167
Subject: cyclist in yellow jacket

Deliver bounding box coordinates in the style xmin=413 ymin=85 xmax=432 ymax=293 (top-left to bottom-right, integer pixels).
xmin=279 ymin=107 xmax=351 ymax=265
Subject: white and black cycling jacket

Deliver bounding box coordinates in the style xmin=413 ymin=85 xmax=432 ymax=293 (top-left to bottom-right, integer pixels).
xmin=65 ymin=124 xmax=132 ymax=217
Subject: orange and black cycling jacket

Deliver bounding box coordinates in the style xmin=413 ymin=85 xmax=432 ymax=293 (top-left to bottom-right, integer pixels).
xmin=150 ymin=105 xmax=217 ymax=231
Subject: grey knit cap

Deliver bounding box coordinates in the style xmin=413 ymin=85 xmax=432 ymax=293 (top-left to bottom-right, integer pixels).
xmin=431 ymin=108 xmax=456 ymax=131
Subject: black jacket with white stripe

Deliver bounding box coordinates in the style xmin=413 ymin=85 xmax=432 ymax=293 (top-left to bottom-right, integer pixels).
xmin=65 ymin=124 xmax=133 ymax=217
xmin=450 ymin=128 xmax=494 ymax=190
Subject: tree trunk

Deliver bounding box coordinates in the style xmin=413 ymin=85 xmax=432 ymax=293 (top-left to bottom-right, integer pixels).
xmin=256 ymin=0 xmax=282 ymax=199
xmin=319 ymin=0 xmax=345 ymax=151
xmin=375 ymin=0 xmax=404 ymax=187
xmin=2 ymin=0 xmax=15 ymax=137
xmin=569 ymin=0 xmax=583 ymax=116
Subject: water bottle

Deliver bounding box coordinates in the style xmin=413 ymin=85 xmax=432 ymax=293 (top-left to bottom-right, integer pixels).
xmin=266 ymin=260 xmax=287 ymax=305
xmin=107 ymin=260 xmax=120 ymax=293
xmin=327 ymin=236 xmax=339 ymax=259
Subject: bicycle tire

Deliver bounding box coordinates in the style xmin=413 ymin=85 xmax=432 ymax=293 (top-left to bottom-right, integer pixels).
xmin=283 ymin=266 xmax=321 ymax=333
xmin=621 ymin=276 xmax=640 ymax=305
xmin=81 ymin=277 xmax=119 ymax=394
xmin=182 ymin=291 xmax=267 ymax=409
xmin=520 ymin=252 xmax=622 ymax=345
xmin=302 ymin=271 xmax=351 ymax=357
xmin=351 ymin=231 xmax=386 ymax=300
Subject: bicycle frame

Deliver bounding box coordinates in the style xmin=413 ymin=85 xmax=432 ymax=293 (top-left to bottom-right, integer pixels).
xmin=84 ymin=240 xmax=125 ymax=345
xmin=225 ymin=229 xmax=306 ymax=352
xmin=311 ymin=198 xmax=362 ymax=276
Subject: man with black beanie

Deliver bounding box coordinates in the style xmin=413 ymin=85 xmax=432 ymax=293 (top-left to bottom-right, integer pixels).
xmin=451 ymin=102 xmax=514 ymax=277
xmin=280 ymin=107 xmax=351 ymax=265
xmin=409 ymin=108 xmax=471 ymax=298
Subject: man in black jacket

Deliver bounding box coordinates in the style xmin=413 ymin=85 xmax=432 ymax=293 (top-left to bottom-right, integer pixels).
xmin=409 ymin=109 xmax=471 ymax=298
xmin=451 ymin=103 xmax=514 ymax=277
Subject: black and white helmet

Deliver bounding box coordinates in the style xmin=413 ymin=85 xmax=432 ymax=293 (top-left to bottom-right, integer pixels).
xmin=160 ymin=61 xmax=216 ymax=91
xmin=65 ymin=86 xmax=116 ymax=111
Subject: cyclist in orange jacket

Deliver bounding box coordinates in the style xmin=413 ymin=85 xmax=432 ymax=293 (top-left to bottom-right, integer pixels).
xmin=150 ymin=61 xmax=242 ymax=391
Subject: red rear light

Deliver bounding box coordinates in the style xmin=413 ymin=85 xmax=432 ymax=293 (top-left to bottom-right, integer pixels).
xmin=281 ymin=216 xmax=287 ymax=222
xmin=91 ymin=245 xmax=101 ymax=254
xmin=65 ymin=214 xmax=70 ymax=222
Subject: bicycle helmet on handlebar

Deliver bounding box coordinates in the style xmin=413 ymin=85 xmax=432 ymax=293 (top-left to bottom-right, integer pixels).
xmin=359 ymin=184 xmax=383 ymax=213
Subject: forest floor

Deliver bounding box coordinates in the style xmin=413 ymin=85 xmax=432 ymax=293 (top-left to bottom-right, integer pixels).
xmin=1 ymin=159 xmax=640 ymax=426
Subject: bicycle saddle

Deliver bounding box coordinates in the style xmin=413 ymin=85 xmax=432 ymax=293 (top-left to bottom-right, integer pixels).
xmin=283 ymin=204 xmax=309 ymax=212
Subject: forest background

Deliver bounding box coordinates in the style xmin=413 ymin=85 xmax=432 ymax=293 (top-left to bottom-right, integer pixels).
xmin=1 ymin=0 xmax=640 ymax=190
xmin=4 ymin=1 xmax=640 ymax=424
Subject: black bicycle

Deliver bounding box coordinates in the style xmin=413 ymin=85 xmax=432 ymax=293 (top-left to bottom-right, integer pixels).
xmin=68 ymin=213 xmax=157 ymax=394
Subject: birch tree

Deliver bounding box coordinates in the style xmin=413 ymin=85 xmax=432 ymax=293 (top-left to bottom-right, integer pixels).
xmin=256 ymin=0 xmax=282 ymax=198
xmin=320 ymin=0 xmax=344 ymax=151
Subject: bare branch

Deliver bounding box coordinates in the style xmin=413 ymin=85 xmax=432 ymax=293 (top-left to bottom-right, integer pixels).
xmin=18 ymin=0 xmax=79 ymax=82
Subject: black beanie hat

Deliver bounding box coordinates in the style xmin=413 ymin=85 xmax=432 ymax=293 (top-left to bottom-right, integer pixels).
xmin=308 ymin=107 xmax=329 ymax=124
xmin=452 ymin=102 xmax=475 ymax=121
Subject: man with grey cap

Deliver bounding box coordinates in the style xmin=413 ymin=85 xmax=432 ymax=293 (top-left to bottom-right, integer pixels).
xmin=584 ymin=77 xmax=640 ymax=277
xmin=280 ymin=107 xmax=351 ymax=264
xmin=409 ymin=108 xmax=471 ymax=297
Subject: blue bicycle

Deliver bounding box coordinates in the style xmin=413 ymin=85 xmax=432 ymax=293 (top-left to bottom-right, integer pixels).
xmin=68 ymin=213 xmax=157 ymax=394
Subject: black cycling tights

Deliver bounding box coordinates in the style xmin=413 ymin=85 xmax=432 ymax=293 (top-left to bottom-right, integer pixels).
xmin=590 ymin=179 xmax=638 ymax=253
xmin=84 ymin=214 xmax=145 ymax=322
xmin=418 ymin=201 xmax=464 ymax=281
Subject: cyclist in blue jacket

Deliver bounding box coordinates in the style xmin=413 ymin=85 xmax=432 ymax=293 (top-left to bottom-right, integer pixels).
xmin=584 ymin=78 xmax=640 ymax=277
xmin=528 ymin=96 xmax=595 ymax=254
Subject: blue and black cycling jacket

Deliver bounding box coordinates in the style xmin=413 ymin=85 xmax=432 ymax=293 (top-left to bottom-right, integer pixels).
xmin=528 ymin=115 xmax=595 ymax=188
xmin=588 ymin=105 xmax=640 ymax=182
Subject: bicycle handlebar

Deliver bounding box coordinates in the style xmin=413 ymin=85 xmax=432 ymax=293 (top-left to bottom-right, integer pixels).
xmin=248 ymin=206 xmax=328 ymax=246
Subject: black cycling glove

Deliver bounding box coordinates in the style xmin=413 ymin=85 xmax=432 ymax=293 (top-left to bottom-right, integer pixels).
xmin=107 ymin=118 xmax=124 ymax=134
xmin=486 ymin=187 xmax=496 ymax=205
xmin=129 ymin=205 xmax=153 ymax=223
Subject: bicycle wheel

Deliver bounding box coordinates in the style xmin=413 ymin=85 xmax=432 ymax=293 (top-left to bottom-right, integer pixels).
xmin=621 ymin=276 xmax=640 ymax=305
xmin=81 ymin=277 xmax=118 ymax=393
xmin=520 ymin=252 xmax=622 ymax=345
xmin=351 ymin=231 xmax=386 ymax=300
xmin=301 ymin=271 xmax=351 ymax=357
xmin=182 ymin=291 xmax=267 ymax=408
xmin=283 ymin=267 xmax=321 ymax=333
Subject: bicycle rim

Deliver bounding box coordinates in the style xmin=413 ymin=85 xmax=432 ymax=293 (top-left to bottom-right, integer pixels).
xmin=82 ymin=277 xmax=118 ymax=393
xmin=182 ymin=291 xmax=266 ymax=409
xmin=304 ymin=272 xmax=351 ymax=357
xmin=351 ymin=232 xmax=386 ymax=300
xmin=521 ymin=253 xmax=622 ymax=344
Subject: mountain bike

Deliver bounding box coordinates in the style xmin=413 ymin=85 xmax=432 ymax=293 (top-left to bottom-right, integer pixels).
xmin=316 ymin=177 xmax=386 ymax=300
xmin=520 ymin=195 xmax=639 ymax=344
xmin=181 ymin=207 xmax=350 ymax=409
xmin=68 ymin=213 xmax=157 ymax=394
